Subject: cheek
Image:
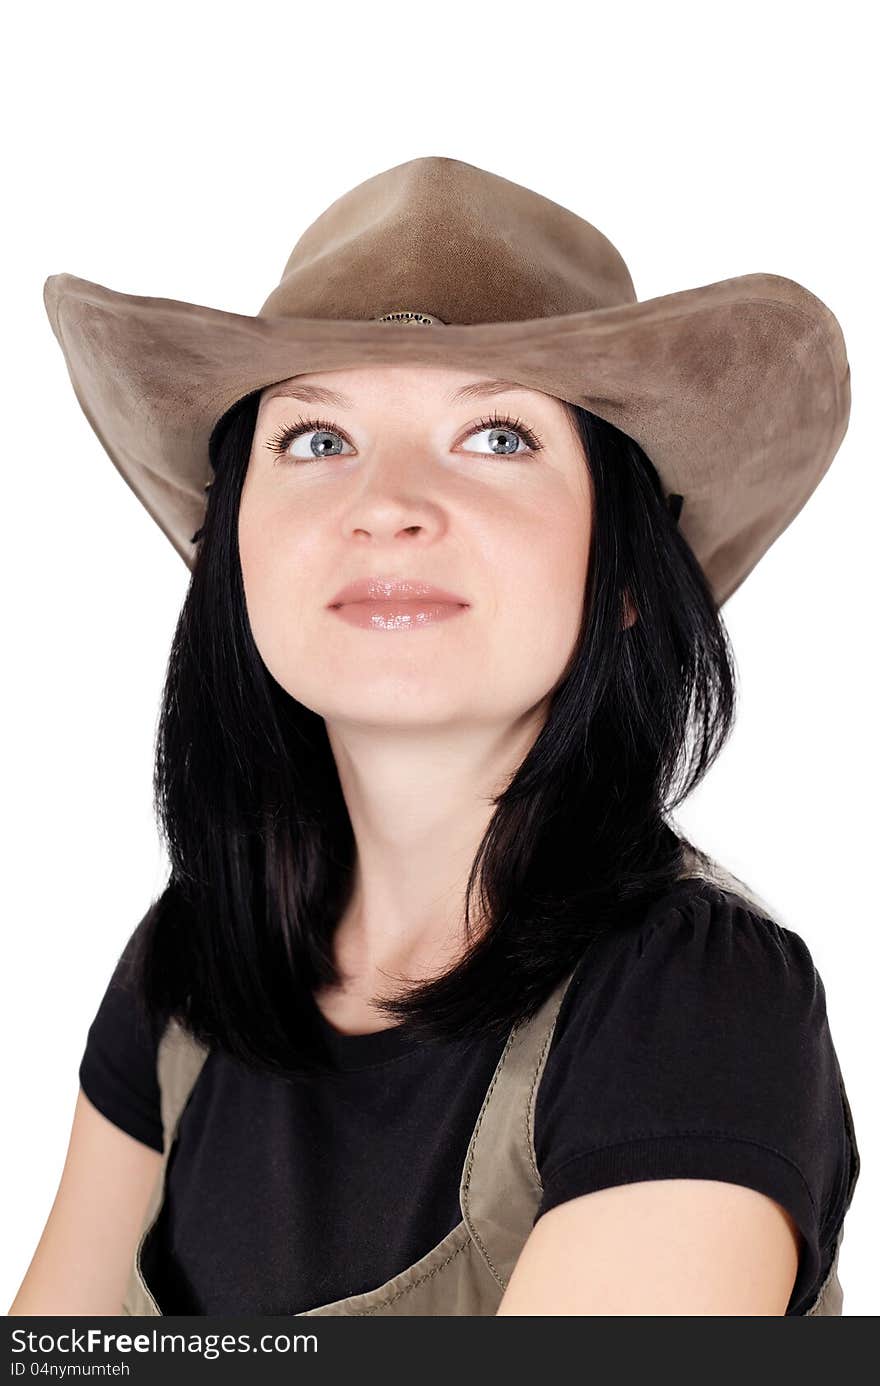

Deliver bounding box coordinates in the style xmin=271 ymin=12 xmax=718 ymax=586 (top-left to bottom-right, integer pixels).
xmin=490 ymin=501 xmax=590 ymax=669
xmin=237 ymin=492 xmax=315 ymax=669
xmin=238 ymin=493 xmax=277 ymax=612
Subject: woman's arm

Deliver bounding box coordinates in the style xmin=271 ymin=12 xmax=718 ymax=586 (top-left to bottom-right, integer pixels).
xmin=7 ymin=1087 xmax=163 ymax=1316
xmin=496 ymin=1177 xmax=800 ymax=1315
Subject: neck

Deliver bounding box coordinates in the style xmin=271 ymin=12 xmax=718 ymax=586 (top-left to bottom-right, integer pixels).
xmin=323 ymin=700 xmax=550 ymax=988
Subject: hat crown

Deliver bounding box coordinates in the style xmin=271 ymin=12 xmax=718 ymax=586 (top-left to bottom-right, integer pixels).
xmin=258 ymin=157 xmax=637 ymax=326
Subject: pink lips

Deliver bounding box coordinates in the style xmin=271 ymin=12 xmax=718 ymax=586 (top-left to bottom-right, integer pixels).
xmin=328 ymin=577 xmax=468 ymax=606
xmin=327 ymin=577 xmax=470 ymax=631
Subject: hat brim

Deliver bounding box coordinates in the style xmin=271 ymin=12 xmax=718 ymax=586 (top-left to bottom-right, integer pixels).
xmin=43 ymin=268 xmax=850 ymax=607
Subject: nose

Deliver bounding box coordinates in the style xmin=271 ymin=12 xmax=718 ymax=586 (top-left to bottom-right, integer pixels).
xmin=342 ymin=444 xmax=447 ymax=543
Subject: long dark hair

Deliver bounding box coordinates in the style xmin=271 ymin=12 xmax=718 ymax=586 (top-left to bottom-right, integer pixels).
xmin=132 ymin=387 xmax=737 ymax=1076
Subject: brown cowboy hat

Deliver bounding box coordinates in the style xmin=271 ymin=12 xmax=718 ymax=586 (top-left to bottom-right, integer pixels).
xmin=42 ymin=155 xmax=850 ymax=607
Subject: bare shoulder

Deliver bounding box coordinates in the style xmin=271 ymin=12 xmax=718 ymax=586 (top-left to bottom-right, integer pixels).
xmin=496 ymin=1178 xmax=800 ymax=1316
xmin=7 ymin=1087 xmax=163 ymax=1316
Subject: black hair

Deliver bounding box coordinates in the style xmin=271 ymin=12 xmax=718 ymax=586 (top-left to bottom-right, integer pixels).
xmin=132 ymin=388 xmax=737 ymax=1076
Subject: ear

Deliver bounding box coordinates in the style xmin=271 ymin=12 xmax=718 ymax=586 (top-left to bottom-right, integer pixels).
xmin=621 ymin=589 xmax=638 ymax=630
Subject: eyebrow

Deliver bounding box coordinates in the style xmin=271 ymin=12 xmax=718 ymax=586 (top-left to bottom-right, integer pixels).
xmin=261 ymin=378 xmax=537 ymax=408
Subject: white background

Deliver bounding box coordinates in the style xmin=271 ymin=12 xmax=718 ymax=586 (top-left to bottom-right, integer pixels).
xmin=3 ymin=0 xmax=875 ymax=1318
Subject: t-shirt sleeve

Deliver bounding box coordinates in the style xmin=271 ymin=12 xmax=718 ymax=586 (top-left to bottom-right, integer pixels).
xmin=78 ymin=906 xmax=165 ymax=1153
xmin=533 ymin=883 xmax=860 ymax=1316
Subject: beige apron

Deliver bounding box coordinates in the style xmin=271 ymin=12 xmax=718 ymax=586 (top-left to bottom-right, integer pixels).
xmin=121 ymin=845 xmax=849 ymax=1316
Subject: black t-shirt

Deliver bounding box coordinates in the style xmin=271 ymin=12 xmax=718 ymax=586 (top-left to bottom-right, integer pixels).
xmin=78 ymin=875 xmax=859 ymax=1316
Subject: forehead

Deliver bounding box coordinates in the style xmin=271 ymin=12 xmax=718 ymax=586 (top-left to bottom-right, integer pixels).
xmin=259 ymin=367 xmax=559 ymax=411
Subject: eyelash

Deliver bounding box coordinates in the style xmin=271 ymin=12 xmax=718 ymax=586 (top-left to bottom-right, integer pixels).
xmin=263 ymin=410 xmax=544 ymax=464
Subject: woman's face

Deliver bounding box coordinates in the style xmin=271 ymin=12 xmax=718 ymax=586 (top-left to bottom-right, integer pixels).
xmin=238 ymin=365 xmax=593 ymax=728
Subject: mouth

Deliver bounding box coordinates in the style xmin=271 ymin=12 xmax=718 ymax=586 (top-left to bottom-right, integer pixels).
xmin=328 ymin=577 xmax=469 ymax=607
xmin=327 ymin=596 xmax=470 ymax=631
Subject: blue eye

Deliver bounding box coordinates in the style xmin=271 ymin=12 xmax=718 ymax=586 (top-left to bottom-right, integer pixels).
xmin=459 ymin=414 xmax=543 ymax=457
xmin=263 ymin=411 xmax=544 ymax=464
xmin=265 ymin=416 xmax=352 ymax=462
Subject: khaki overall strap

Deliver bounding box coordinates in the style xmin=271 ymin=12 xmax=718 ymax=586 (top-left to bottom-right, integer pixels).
xmin=674 ymin=838 xmax=779 ymax=918
xmin=457 ymin=843 xmax=769 ymax=1291
xmin=459 ymin=965 xmax=577 ymax=1289
xmin=156 ymin=1017 xmax=212 ymax=1148
xmin=121 ymin=1018 xmax=210 ymax=1315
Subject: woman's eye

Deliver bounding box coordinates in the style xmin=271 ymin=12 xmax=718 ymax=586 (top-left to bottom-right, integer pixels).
xmin=459 ymin=419 xmax=538 ymax=457
xmin=265 ymin=418 xmax=354 ymax=463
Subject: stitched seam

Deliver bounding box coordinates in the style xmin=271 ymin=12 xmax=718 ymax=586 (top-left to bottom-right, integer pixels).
xmin=137 ymin=1023 xmax=209 ymax=1315
xmin=320 ymin=1045 xmax=437 ymax=1076
xmin=459 ymin=1023 xmax=521 ymax=1287
xmin=525 ymin=1009 xmax=564 ymax=1186
xmin=350 ymin=1236 xmax=471 ymax=1315
xmin=315 ymin=1029 xmax=499 ymax=1076
xmin=541 ymin=1130 xmax=818 ymax=1221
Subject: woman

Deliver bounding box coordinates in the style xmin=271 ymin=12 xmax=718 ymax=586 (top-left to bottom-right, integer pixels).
xmin=14 ymin=157 xmax=859 ymax=1316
